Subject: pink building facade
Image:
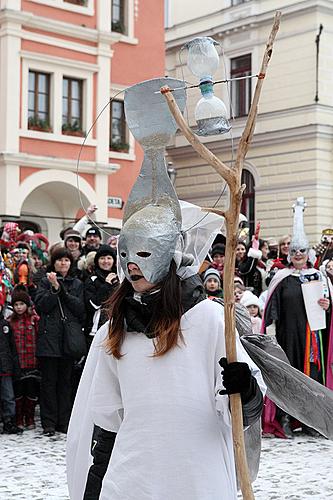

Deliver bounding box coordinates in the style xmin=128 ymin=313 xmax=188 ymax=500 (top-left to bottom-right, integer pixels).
xmin=0 ymin=0 xmax=165 ymax=242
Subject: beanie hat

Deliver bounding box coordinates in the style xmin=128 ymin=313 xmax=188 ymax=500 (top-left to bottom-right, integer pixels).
xmin=50 ymin=247 xmax=73 ymax=270
xmin=203 ymin=268 xmax=221 ymax=287
xmin=85 ymin=226 xmax=102 ymax=239
xmin=240 ymin=292 xmax=260 ymax=308
xmin=211 ymin=244 xmax=225 ymax=258
xmin=64 ymin=229 xmax=82 ymax=244
xmin=94 ymin=245 xmax=117 ymax=267
xmin=12 ymin=288 xmax=31 ymax=307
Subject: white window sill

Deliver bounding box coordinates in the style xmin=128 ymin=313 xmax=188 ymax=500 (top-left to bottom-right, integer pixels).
xmin=20 ymin=129 xmax=97 ymax=147
xmin=111 ymin=32 xmax=138 ymax=45
xmin=109 ymin=150 xmax=135 ymax=161
xmin=29 ymin=0 xmax=94 ymax=16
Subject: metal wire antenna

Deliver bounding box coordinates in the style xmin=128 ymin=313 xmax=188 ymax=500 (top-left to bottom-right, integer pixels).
xmin=75 ymin=51 xmax=241 ymax=236
xmin=75 ymin=89 xmax=127 ymax=238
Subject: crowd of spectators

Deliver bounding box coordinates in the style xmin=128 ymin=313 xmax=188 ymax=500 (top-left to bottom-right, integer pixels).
xmin=1 ymin=210 xmax=332 ymax=440
xmin=0 ymin=207 xmax=119 ymax=436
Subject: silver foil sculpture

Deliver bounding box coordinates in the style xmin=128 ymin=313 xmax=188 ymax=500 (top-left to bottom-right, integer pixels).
xmin=118 ymin=78 xmax=186 ymax=284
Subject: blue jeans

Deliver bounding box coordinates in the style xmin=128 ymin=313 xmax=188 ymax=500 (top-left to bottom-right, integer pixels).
xmin=0 ymin=376 xmax=16 ymax=421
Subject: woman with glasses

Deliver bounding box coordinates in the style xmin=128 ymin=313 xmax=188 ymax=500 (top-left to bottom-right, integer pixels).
xmin=261 ymin=198 xmax=332 ymax=438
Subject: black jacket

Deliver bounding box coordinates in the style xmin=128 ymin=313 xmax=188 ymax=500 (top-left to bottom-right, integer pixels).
xmin=35 ymin=275 xmax=85 ymax=358
xmin=0 ymin=315 xmax=20 ymax=377
xmin=84 ymin=269 xmax=118 ymax=334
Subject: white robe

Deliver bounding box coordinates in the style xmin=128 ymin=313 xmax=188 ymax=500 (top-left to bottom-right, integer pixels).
xmin=66 ymin=298 xmax=265 ymax=500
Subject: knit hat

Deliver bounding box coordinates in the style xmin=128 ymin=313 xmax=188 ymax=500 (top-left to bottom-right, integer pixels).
xmin=64 ymin=230 xmax=82 ymax=244
xmin=94 ymin=245 xmax=117 ymax=268
xmin=50 ymin=247 xmax=73 ymax=270
xmin=11 ymin=288 xmax=31 ymax=307
xmin=211 ymin=244 xmax=225 ymax=258
xmin=240 ymin=292 xmax=260 ymax=308
xmin=85 ymin=227 xmax=102 ymax=239
xmin=203 ymin=268 xmax=221 ymax=287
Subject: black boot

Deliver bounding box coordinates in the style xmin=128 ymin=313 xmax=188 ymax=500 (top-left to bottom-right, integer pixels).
xmin=280 ymin=414 xmax=294 ymax=439
xmin=3 ymin=419 xmax=23 ymax=434
xmin=43 ymin=427 xmax=55 ymax=437
xmin=302 ymin=425 xmax=322 ymax=438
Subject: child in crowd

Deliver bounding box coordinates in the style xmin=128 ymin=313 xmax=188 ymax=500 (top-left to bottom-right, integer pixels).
xmin=0 ymin=304 xmax=22 ymax=434
xmin=9 ymin=288 xmax=39 ymax=430
xmin=203 ymin=268 xmax=223 ymax=298
xmin=211 ymin=244 xmax=225 ymax=277
xmin=234 ymin=283 xmax=246 ymax=303
xmin=241 ymin=292 xmax=262 ymax=335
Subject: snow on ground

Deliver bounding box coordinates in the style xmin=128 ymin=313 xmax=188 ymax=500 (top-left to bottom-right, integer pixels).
xmin=1 ymin=422 xmax=333 ymax=500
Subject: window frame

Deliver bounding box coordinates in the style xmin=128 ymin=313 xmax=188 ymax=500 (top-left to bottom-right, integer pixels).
xmin=230 ymin=53 xmax=252 ymax=118
xmin=62 ymin=77 xmax=84 ymax=133
xmin=28 ymin=70 xmax=51 ymax=129
xmin=111 ymin=0 xmax=126 ymax=34
xmin=110 ymin=99 xmax=128 ymax=151
xmin=21 ymin=53 xmax=96 ymax=145
xmin=241 ymin=169 xmax=255 ymax=239
xmin=28 ymin=0 xmax=94 ymax=15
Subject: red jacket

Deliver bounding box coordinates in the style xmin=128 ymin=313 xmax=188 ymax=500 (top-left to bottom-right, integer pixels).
xmin=9 ymin=312 xmax=39 ymax=370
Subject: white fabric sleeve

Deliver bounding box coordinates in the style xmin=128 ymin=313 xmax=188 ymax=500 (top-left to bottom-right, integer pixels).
xmin=73 ymin=215 xmax=90 ymax=236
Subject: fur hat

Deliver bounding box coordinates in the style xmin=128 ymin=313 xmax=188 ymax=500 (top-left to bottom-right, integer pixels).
xmin=64 ymin=229 xmax=82 ymax=244
xmin=240 ymin=292 xmax=260 ymax=308
xmin=77 ymin=251 xmax=96 ymax=272
xmin=11 ymin=287 xmax=31 ymax=307
xmin=203 ymin=268 xmax=221 ymax=287
xmin=50 ymin=247 xmax=73 ymax=270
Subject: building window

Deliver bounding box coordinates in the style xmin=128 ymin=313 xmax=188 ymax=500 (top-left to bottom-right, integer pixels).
xmin=230 ymin=54 xmax=251 ymax=117
xmin=110 ymin=100 xmax=129 ymax=152
xmin=28 ymin=71 xmax=51 ymax=131
xmin=63 ymin=0 xmax=87 ymax=6
xmin=112 ymin=0 xmax=126 ymax=34
xmin=241 ymin=169 xmax=255 ymax=239
xmin=62 ymin=77 xmax=83 ymax=135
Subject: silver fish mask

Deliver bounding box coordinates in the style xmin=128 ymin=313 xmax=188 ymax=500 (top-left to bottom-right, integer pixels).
xmin=119 ymin=205 xmax=180 ymax=284
xmin=118 ymin=77 xmax=186 ymax=284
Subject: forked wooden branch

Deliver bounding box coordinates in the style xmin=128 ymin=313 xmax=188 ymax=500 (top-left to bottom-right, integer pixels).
xmin=162 ymin=12 xmax=281 ymax=500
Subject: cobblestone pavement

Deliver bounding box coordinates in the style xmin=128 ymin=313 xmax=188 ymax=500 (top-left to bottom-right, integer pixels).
xmin=1 ymin=423 xmax=333 ymax=500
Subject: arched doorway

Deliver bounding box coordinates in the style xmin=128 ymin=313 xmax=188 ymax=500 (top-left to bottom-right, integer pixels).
xmin=20 ymin=181 xmax=91 ymax=244
xmin=241 ymin=169 xmax=255 ymax=239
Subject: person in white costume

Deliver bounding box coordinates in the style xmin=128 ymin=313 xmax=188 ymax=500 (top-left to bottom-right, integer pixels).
xmin=66 ymin=77 xmax=265 ymax=500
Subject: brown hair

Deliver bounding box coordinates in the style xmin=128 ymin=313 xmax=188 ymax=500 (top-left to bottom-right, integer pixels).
xmin=105 ymin=261 xmax=184 ymax=359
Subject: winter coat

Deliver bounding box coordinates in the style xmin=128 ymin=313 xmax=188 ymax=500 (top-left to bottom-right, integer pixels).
xmin=35 ymin=275 xmax=85 ymax=358
xmin=84 ymin=269 xmax=118 ymax=334
xmin=9 ymin=312 xmax=39 ymax=370
xmin=0 ymin=315 xmax=20 ymax=377
xmin=237 ymin=248 xmax=268 ymax=297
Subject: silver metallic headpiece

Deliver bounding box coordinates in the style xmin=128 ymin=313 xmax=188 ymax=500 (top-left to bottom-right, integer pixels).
xmin=118 ymin=78 xmax=186 ymax=284
xmin=289 ymin=197 xmax=309 ymax=254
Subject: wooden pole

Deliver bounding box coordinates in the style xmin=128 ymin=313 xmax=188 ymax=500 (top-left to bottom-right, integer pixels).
xmin=161 ymin=12 xmax=281 ymax=500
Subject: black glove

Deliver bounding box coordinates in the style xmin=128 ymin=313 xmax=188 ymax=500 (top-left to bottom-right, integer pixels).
xmin=219 ymin=357 xmax=252 ymax=400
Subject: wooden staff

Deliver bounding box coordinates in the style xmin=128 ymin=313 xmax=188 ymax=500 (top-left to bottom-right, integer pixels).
xmin=161 ymin=12 xmax=281 ymax=500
